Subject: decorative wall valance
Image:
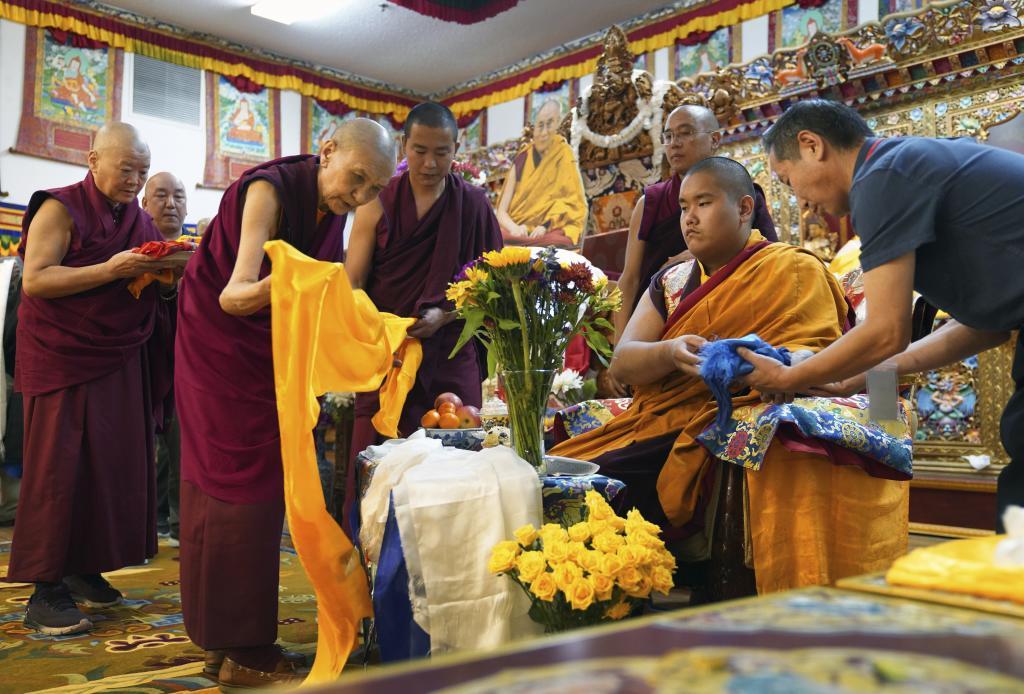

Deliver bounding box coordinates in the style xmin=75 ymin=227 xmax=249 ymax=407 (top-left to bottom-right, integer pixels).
xmin=440 ymin=0 xmax=795 ymax=116
xmin=0 ymin=0 xmax=420 ymax=121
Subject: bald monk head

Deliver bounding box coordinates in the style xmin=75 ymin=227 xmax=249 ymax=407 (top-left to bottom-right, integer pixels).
xmin=661 ymin=104 xmax=722 ymax=177
xmin=533 ymin=99 xmax=563 ymax=155
xmin=317 ymin=117 xmax=396 ymax=215
xmin=678 ymin=157 xmax=756 ymax=275
xmin=88 ymin=122 xmax=151 ymax=205
xmin=142 ymin=172 xmax=187 ymax=241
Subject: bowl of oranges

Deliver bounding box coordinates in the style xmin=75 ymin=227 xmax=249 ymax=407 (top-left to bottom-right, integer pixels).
xmin=421 ymin=393 xmax=485 ymax=450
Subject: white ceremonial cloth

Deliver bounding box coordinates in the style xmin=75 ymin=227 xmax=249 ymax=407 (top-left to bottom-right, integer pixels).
xmin=359 ymin=433 xmax=441 ymax=564
xmin=394 ymin=446 xmax=543 ymax=653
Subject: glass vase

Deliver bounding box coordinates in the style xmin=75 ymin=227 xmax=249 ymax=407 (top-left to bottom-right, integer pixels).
xmin=501 ymin=369 xmax=555 ymax=471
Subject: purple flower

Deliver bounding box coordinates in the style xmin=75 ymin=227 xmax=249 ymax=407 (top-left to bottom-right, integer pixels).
xmin=885 ymin=17 xmax=925 ymax=52
xmin=975 ymin=0 xmax=1021 ymax=31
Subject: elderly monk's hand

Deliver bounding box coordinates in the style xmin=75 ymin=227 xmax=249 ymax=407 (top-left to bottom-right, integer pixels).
xmin=669 ymin=334 xmax=707 ymax=378
xmin=105 ymin=250 xmax=165 ymax=280
xmin=662 ymin=250 xmax=695 ymax=268
xmin=407 ymin=307 xmax=451 ymax=339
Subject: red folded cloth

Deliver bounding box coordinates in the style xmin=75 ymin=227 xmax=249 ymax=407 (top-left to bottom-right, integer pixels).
xmin=127 ymin=239 xmax=197 ymax=298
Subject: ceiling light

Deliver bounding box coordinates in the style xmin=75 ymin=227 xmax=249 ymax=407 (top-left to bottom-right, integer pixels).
xmin=250 ymin=0 xmax=342 ymax=25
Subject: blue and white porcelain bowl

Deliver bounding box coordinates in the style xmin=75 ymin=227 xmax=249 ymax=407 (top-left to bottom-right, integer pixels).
xmin=422 ymin=427 xmax=486 ymax=450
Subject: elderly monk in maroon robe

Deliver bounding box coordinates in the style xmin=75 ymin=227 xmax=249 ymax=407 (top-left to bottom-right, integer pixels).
xmin=345 ymin=102 xmax=502 ymax=515
xmin=615 ymin=105 xmax=778 ymax=340
xmin=5 ymin=122 xmax=174 ymax=636
xmin=175 ymin=119 xmax=395 ymax=688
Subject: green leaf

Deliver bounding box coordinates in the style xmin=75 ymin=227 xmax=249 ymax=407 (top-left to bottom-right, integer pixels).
xmin=497 ymin=318 xmax=522 ymax=331
xmin=449 ymin=310 xmax=484 ymax=359
xmin=592 ymin=317 xmax=614 ymax=332
xmin=580 ymin=379 xmax=598 ymax=401
xmin=585 ymin=329 xmax=612 ymax=359
xmin=486 ymin=291 xmax=501 ymax=303
xmin=486 ymin=343 xmax=499 ymax=379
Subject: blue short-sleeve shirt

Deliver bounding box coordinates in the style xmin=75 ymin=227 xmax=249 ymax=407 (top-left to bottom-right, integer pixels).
xmin=850 ymin=136 xmax=1024 ymax=331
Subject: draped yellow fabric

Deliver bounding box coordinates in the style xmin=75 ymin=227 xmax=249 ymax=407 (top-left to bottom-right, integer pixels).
xmin=550 ymin=242 xmax=908 ymax=592
xmin=508 ymin=136 xmax=588 ymax=244
xmin=266 ymin=240 xmax=422 ymax=684
xmin=886 ymin=535 xmax=1024 ymax=604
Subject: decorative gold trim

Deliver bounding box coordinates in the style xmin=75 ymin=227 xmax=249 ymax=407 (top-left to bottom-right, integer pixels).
xmin=908 ymin=522 xmax=995 ymax=538
xmin=910 ymin=476 xmax=997 ymax=493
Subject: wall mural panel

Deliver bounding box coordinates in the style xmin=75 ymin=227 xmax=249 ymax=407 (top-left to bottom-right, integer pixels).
xmin=301 ymin=99 xmax=361 ymax=156
xmin=676 ymin=28 xmax=733 ymax=80
xmin=203 ymin=74 xmax=281 ymax=189
xmin=14 ymin=29 xmax=123 ymax=166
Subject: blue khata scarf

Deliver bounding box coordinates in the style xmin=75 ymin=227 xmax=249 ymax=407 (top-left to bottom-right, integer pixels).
xmin=699 ymin=334 xmax=791 ymax=430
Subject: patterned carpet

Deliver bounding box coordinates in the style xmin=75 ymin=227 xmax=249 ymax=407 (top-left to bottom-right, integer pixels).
xmin=0 ymin=528 xmax=319 ymax=694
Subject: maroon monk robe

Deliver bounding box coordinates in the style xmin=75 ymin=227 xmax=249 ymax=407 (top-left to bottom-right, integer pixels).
xmin=5 ymin=172 xmax=165 ymax=583
xmin=175 ymin=154 xmax=345 ymax=653
xmin=633 ymin=174 xmax=778 ymax=312
xmin=348 ymin=172 xmax=502 ymax=519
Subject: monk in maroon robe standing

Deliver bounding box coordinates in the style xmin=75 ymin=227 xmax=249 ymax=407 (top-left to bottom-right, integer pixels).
xmin=6 ymin=122 xmax=174 ymax=636
xmin=615 ymin=105 xmax=778 ymax=338
xmin=345 ymin=103 xmax=502 ymax=516
xmin=175 ymin=119 xmax=395 ymax=689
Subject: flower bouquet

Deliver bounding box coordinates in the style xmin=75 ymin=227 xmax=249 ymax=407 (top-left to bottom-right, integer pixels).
xmin=446 ymin=247 xmax=620 ymax=468
xmin=488 ymin=491 xmax=675 ymax=632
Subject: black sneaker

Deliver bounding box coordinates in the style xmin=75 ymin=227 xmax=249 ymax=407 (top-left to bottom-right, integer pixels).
xmin=63 ymin=574 xmax=123 ymax=608
xmin=25 ymin=584 xmax=93 ymax=635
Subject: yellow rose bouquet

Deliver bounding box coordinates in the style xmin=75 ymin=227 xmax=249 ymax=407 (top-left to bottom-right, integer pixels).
xmin=488 ymin=491 xmax=676 ymax=633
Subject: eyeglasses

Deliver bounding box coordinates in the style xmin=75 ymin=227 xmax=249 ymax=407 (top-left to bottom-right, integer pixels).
xmin=660 ymin=128 xmax=715 ymax=144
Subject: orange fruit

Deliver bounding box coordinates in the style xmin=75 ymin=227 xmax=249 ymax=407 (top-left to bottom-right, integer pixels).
xmin=438 ymin=412 xmax=460 ymax=429
xmin=421 ymin=409 xmax=440 ymax=428
xmin=437 ymin=402 xmax=457 ymax=415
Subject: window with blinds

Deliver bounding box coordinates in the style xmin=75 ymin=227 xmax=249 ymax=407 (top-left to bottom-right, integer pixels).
xmin=132 ymin=55 xmax=201 ymax=126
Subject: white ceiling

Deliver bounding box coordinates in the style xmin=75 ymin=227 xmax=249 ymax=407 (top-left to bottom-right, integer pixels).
xmin=102 ymin=0 xmax=682 ymax=95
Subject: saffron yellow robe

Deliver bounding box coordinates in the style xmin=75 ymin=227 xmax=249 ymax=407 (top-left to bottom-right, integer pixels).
xmin=507 ymin=135 xmax=587 ymax=244
xmin=267 ymin=240 xmax=422 ymax=683
xmin=551 ymin=242 xmax=908 ymax=593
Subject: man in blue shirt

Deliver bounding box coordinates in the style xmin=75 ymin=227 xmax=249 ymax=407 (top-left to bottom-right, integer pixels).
xmin=740 ymin=99 xmax=1024 ymax=532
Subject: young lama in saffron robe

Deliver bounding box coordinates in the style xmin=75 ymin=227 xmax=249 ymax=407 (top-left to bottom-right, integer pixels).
xmin=550 ymin=238 xmax=909 ymax=593
xmin=630 ymin=174 xmax=778 ymax=313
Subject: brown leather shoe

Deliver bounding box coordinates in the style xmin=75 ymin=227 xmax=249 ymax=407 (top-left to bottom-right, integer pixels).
xmin=206 ymin=649 xmax=307 ymax=680
xmin=217 ymin=656 xmax=302 ymax=690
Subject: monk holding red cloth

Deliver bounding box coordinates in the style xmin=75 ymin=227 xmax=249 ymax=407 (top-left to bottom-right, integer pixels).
xmin=6 ymin=123 xmax=174 ymax=635
xmin=346 ymin=103 xmax=502 ymax=496
xmin=615 ymin=105 xmax=778 ymax=338
xmin=550 ymin=158 xmax=908 ymax=594
xmin=174 ymin=119 xmax=395 ymax=688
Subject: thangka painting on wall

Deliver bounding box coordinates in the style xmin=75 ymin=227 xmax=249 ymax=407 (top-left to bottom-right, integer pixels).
xmin=779 ymin=0 xmax=845 ymax=48
xmin=300 ymin=98 xmax=361 ymax=156
xmin=676 ymin=29 xmax=731 ymax=79
xmin=15 ymin=29 xmax=123 ymax=166
xmin=203 ymin=73 xmax=280 ymax=188
xmin=459 ymin=111 xmax=486 ymax=152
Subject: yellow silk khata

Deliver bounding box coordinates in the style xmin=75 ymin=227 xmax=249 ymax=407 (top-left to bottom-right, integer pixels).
xmin=266 ymin=240 xmax=422 ymax=684
xmin=886 ymin=535 xmax=1024 ymax=604
xmin=507 ymin=135 xmax=588 ymax=243
xmin=551 ymin=242 xmax=909 ymax=593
